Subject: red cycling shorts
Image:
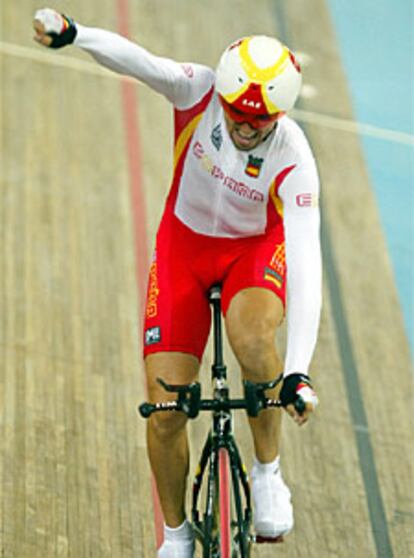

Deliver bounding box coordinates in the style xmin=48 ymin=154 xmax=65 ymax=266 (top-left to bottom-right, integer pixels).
xmin=143 ymin=210 xmax=286 ymax=360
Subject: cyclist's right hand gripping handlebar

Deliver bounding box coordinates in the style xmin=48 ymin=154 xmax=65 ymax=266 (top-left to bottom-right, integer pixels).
xmin=33 ymin=8 xmax=77 ymax=48
xmin=279 ymin=373 xmax=318 ymax=415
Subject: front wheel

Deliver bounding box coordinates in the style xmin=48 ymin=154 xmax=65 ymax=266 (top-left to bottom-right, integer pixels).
xmin=218 ymin=448 xmax=252 ymax=557
xmin=218 ymin=448 xmax=232 ymax=557
xmin=200 ymin=444 xmax=251 ymax=557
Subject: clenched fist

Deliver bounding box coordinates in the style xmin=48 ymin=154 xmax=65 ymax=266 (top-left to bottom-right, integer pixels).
xmin=33 ymin=8 xmax=77 ymax=48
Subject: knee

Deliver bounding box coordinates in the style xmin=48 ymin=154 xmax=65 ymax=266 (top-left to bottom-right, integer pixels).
xmin=148 ymin=410 xmax=187 ymax=441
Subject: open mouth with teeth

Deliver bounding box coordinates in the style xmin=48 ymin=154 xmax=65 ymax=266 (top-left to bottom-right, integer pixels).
xmin=232 ymin=126 xmax=260 ymax=148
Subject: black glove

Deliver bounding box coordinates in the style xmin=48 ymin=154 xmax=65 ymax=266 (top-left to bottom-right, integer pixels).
xmin=279 ymin=373 xmax=317 ymax=414
xmin=48 ymin=15 xmax=77 ymax=49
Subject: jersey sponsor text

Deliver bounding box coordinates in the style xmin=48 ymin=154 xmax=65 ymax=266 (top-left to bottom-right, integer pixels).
xmin=193 ymin=141 xmax=264 ymax=202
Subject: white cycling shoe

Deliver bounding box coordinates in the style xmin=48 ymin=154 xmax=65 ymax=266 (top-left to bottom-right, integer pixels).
xmin=251 ymin=457 xmax=294 ymax=538
xmin=157 ymin=520 xmax=195 ymax=558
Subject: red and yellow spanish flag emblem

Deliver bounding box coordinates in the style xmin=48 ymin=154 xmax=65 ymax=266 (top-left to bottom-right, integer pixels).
xmin=245 ymin=155 xmax=264 ymax=178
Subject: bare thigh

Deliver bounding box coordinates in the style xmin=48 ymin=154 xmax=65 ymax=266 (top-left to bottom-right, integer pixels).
xmin=225 ymin=287 xmax=284 ymax=380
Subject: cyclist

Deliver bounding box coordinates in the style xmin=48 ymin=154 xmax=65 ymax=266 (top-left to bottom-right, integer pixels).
xmin=33 ymin=9 xmax=321 ymax=557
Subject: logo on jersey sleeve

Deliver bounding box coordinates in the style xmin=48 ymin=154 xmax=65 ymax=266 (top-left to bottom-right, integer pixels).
xmin=245 ymin=155 xmax=264 ymax=178
xmin=296 ymin=193 xmax=319 ymax=207
xmin=211 ymin=124 xmax=223 ymax=151
xmin=180 ymin=64 xmax=194 ymax=78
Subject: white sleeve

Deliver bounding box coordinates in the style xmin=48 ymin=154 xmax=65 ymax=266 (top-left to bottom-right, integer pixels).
xmin=279 ymin=161 xmax=322 ymax=376
xmin=74 ymin=25 xmax=215 ymax=109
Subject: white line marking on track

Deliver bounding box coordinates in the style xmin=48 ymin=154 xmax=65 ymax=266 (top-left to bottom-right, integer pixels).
xmin=291 ymin=108 xmax=414 ymax=146
xmin=1 ymin=40 xmax=413 ymax=147
xmin=0 ymin=41 xmax=136 ymax=83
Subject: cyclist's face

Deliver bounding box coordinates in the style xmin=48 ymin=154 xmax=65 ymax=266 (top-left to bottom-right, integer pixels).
xmin=220 ymin=99 xmax=283 ymax=151
xmin=223 ymin=112 xmax=278 ymax=151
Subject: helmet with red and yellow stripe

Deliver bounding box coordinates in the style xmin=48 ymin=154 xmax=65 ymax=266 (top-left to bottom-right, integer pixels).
xmin=215 ymin=36 xmax=302 ymax=117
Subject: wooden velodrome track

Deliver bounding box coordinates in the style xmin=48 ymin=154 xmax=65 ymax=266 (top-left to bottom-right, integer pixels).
xmin=1 ymin=0 xmax=413 ymax=556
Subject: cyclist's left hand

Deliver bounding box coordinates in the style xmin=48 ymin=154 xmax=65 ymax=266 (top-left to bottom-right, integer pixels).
xmin=279 ymin=373 xmax=318 ymax=426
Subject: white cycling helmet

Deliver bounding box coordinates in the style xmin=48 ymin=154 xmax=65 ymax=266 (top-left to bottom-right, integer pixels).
xmin=216 ymin=35 xmax=302 ymax=115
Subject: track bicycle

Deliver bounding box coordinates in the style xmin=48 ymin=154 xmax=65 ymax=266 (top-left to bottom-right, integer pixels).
xmin=139 ymin=284 xmax=305 ymax=557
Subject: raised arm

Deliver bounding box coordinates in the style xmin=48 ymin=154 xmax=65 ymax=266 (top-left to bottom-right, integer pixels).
xmin=33 ymin=8 xmax=215 ymax=109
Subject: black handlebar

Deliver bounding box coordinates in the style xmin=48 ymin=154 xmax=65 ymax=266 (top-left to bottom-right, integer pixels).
xmin=139 ymin=401 xmax=180 ymax=418
xmin=138 ymin=397 xmax=276 ymax=418
xmin=138 ymin=397 xmax=305 ymax=418
xmin=138 ymin=376 xmax=306 ymax=419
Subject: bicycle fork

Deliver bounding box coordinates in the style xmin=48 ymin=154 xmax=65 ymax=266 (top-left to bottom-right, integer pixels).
xmin=191 ymin=427 xmax=252 ymax=557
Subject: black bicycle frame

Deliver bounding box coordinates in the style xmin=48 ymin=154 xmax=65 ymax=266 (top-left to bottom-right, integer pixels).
xmin=191 ymin=285 xmax=252 ymax=557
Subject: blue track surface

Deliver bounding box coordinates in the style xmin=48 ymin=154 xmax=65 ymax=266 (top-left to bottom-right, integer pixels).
xmin=327 ymin=0 xmax=414 ymax=356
